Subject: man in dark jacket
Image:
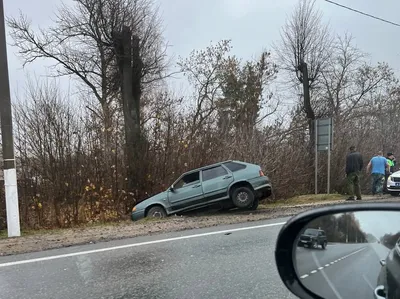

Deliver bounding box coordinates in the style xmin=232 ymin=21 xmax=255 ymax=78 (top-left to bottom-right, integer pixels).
xmin=346 ymin=146 xmax=363 ymax=201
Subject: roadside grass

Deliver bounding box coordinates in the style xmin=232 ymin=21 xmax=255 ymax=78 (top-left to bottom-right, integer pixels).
xmin=260 ymin=193 xmax=343 ymax=209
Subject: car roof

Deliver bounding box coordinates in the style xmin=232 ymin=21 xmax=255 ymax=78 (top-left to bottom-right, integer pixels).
xmin=185 ymin=160 xmax=251 ymax=174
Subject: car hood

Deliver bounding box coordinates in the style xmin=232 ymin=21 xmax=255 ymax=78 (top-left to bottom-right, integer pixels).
xmin=390 ymin=170 xmax=400 ymax=178
xmin=135 ymin=191 xmax=168 ymax=210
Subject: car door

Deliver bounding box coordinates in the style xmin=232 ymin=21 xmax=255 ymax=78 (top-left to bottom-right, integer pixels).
xmin=201 ymin=165 xmax=234 ymax=202
xmin=168 ymin=171 xmax=204 ymax=211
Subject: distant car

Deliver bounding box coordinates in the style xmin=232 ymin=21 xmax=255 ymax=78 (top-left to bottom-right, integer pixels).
xmin=131 ymin=160 xmax=272 ymax=221
xmin=386 ymin=171 xmax=400 ymax=196
xmin=297 ymin=228 xmax=327 ymax=249
xmin=375 ymin=237 xmax=400 ymax=299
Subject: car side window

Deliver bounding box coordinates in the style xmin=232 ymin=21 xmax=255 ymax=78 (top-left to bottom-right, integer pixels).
xmin=174 ymin=172 xmax=200 ymax=189
xmin=202 ymin=166 xmax=228 ymax=182
xmin=223 ymin=162 xmax=246 ymax=172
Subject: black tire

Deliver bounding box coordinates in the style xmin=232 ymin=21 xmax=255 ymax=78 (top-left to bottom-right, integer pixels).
xmin=146 ymin=206 xmax=167 ymax=218
xmin=249 ymin=198 xmax=259 ymax=210
xmin=312 ymin=241 xmax=318 ymax=249
xmin=231 ymin=187 xmax=254 ymax=208
xmin=322 ymin=241 xmax=327 ymax=250
xmin=390 ymin=192 xmax=399 ymax=197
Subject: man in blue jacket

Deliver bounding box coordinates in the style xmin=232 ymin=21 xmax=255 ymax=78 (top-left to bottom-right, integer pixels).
xmin=367 ymin=151 xmax=389 ymax=196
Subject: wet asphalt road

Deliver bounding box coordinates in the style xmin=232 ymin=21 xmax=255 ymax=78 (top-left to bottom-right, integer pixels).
xmin=296 ymin=242 xmax=390 ymax=299
xmin=0 ymin=217 xmax=298 ymax=299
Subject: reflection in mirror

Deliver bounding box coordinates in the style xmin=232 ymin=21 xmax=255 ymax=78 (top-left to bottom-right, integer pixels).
xmin=294 ymin=211 xmax=400 ymax=299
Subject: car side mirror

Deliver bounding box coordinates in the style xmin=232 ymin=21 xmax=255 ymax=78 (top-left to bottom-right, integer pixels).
xmin=169 ymin=186 xmax=174 ymax=192
xmin=275 ymin=203 xmax=400 ymax=299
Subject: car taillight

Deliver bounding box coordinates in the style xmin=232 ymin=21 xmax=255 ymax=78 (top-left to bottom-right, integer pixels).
xmin=259 ymin=170 xmax=265 ymax=176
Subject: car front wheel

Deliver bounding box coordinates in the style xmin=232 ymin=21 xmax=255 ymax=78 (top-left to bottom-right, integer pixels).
xmin=322 ymin=241 xmax=327 ymax=250
xmin=232 ymin=187 xmax=255 ymax=208
xmin=147 ymin=206 xmax=167 ymax=219
xmin=390 ymin=192 xmax=399 ymax=196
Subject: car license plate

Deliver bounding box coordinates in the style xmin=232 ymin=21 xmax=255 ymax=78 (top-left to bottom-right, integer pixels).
xmin=396 ymin=183 xmax=400 ymax=186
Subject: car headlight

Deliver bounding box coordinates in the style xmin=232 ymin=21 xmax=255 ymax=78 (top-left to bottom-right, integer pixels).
xmin=132 ymin=206 xmax=137 ymax=212
xmin=388 ymin=176 xmax=392 ymax=182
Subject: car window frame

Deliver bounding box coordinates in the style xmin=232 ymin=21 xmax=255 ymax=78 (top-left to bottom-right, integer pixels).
xmin=173 ymin=171 xmax=201 ymax=190
xmin=201 ymin=165 xmax=229 ymax=182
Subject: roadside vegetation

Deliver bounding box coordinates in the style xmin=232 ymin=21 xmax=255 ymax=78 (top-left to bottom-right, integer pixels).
xmin=1 ymin=0 xmax=399 ymax=230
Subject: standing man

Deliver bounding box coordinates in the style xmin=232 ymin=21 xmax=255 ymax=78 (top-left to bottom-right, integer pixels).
xmin=384 ymin=152 xmax=396 ymax=193
xmin=367 ymin=151 xmax=389 ymax=196
xmin=345 ymin=146 xmax=363 ymax=201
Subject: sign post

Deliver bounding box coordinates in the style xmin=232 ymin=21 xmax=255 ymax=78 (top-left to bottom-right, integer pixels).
xmin=315 ymin=118 xmax=333 ymax=195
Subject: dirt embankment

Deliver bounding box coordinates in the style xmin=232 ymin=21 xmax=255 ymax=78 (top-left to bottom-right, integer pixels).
xmin=0 ymin=195 xmax=396 ymax=256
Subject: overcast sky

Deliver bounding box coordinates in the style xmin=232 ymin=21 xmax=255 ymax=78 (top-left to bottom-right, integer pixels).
xmin=4 ymin=0 xmax=400 ymax=101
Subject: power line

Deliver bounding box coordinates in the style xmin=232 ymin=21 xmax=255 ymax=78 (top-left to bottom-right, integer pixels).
xmin=323 ymin=0 xmax=400 ymax=27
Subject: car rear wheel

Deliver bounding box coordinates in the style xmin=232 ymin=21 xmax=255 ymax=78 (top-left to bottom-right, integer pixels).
xmin=322 ymin=241 xmax=327 ymax=250
xmin=248 ymin=198 xmax=259 ymax=210
xmin=231 ymin=187 xmax=254 ymax=208
xmin=147 ymin=206 xmax=167 ymax=219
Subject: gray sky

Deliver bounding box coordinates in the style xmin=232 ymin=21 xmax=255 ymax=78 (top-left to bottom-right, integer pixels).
xmin=355 ymin=211 xmax=400 ymax=239
xmin=4 ymin=0 xmax=400 ymax=101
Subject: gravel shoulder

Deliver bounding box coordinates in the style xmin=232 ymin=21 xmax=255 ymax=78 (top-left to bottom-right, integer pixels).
xmin=0 ymin=195 xmax=396 ymax=256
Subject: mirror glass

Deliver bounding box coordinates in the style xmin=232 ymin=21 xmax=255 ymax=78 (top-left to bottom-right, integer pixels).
xmin=294 ymin=211 xmax=400 ymax=299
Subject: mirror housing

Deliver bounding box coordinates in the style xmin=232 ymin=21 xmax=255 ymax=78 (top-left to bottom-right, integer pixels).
xmin=169 ymin=185 xmax=174 ymax=192
xmin=275 ymin=202 xmax=400 ymax=299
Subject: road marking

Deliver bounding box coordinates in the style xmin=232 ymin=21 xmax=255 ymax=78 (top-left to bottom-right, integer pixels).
xmin=300 ymin=246 xmax=366 ymax=279
xmin=312 ymin=252 xmax=344 ymax=299
xmin=0 ymin=221 xmax=286 ymax=268
xmin=362 ymin=274 xmax=374 ymax=291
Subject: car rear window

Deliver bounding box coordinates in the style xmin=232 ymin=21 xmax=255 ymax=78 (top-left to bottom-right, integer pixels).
xmin=223 ymin=162 xmax=246 ymax=172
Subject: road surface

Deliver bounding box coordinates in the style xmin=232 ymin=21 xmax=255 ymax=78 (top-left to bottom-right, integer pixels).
xmin=0 ymin=216 xmax=390 ymax=299
xmin=296 ymin=242 xmax=390 ymax=299
xmin=0 ymin=217 xmax=296 ymax=299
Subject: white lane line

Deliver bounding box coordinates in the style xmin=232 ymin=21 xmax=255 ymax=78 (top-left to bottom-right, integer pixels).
xmin=362 ymin=274 xmax=374 ymax=291
xmin=0 ymin=221 xmax=286 ymax=268
xmin=300 ymin=247 xmax=366 ymax=279
xmin=312 ymin=252 xmax=344 ymax=299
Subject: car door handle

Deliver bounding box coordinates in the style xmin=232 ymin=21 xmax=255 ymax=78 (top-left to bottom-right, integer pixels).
xmin=223 ymin=176 xmax=232 ymax=179
xmin=192 ymin=185 xmax=201 ymax=188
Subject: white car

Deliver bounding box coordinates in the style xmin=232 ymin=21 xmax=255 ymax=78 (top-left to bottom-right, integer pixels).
xmin=387 ymin=171 xmax=400 ymax=196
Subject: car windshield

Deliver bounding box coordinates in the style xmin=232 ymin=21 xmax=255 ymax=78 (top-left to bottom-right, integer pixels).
xmin=304 ymin=229 xmax=319 ymax=236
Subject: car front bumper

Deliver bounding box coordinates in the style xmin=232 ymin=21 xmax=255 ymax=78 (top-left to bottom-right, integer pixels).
xmin=386 ymin=180 xmax=400 ymax=192
xmin=131 ymin=209 xmax=146 ymax=221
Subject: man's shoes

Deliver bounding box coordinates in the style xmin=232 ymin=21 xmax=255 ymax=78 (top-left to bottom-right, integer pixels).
xmin=356 ymin=198 xmax=362 ymax=201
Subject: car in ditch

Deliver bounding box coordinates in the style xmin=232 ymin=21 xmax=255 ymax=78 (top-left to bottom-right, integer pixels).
xmin=297 ymin=228 xmax=328 ymax=249
xmin=131 ymin=160 xmax=272 ymax=221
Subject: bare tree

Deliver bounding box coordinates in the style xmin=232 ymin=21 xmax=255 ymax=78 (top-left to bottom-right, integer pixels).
xmin=8 ymin=0 xmax=169 ymax=199
xmin=276 ymin=0 xmax=333 ymax=148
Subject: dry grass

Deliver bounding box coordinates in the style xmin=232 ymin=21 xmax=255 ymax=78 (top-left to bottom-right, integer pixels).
xmin=262 ymin=193 xmax=343 ymax=208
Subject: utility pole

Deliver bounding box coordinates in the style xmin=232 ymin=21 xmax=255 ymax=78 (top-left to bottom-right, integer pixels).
xmin=0 ymin=0 xmax=21 ymax=237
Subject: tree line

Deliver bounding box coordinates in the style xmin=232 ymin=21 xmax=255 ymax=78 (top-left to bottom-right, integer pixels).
xmin=0 ymin=0 xmax=399 ymax=228
xmin=307 ymin=213 xmax=367 ymax=243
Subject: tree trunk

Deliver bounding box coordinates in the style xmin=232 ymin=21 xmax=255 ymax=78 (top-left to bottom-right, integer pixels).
xmin=119 ymin=26 xmax=143 ymax=206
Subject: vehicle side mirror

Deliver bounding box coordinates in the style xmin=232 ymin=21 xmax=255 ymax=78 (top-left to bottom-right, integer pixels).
xmin=169 ymin=186 xmax=174 ymax=192
xmin=275 ymin=203 xmax=400 ymax=299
